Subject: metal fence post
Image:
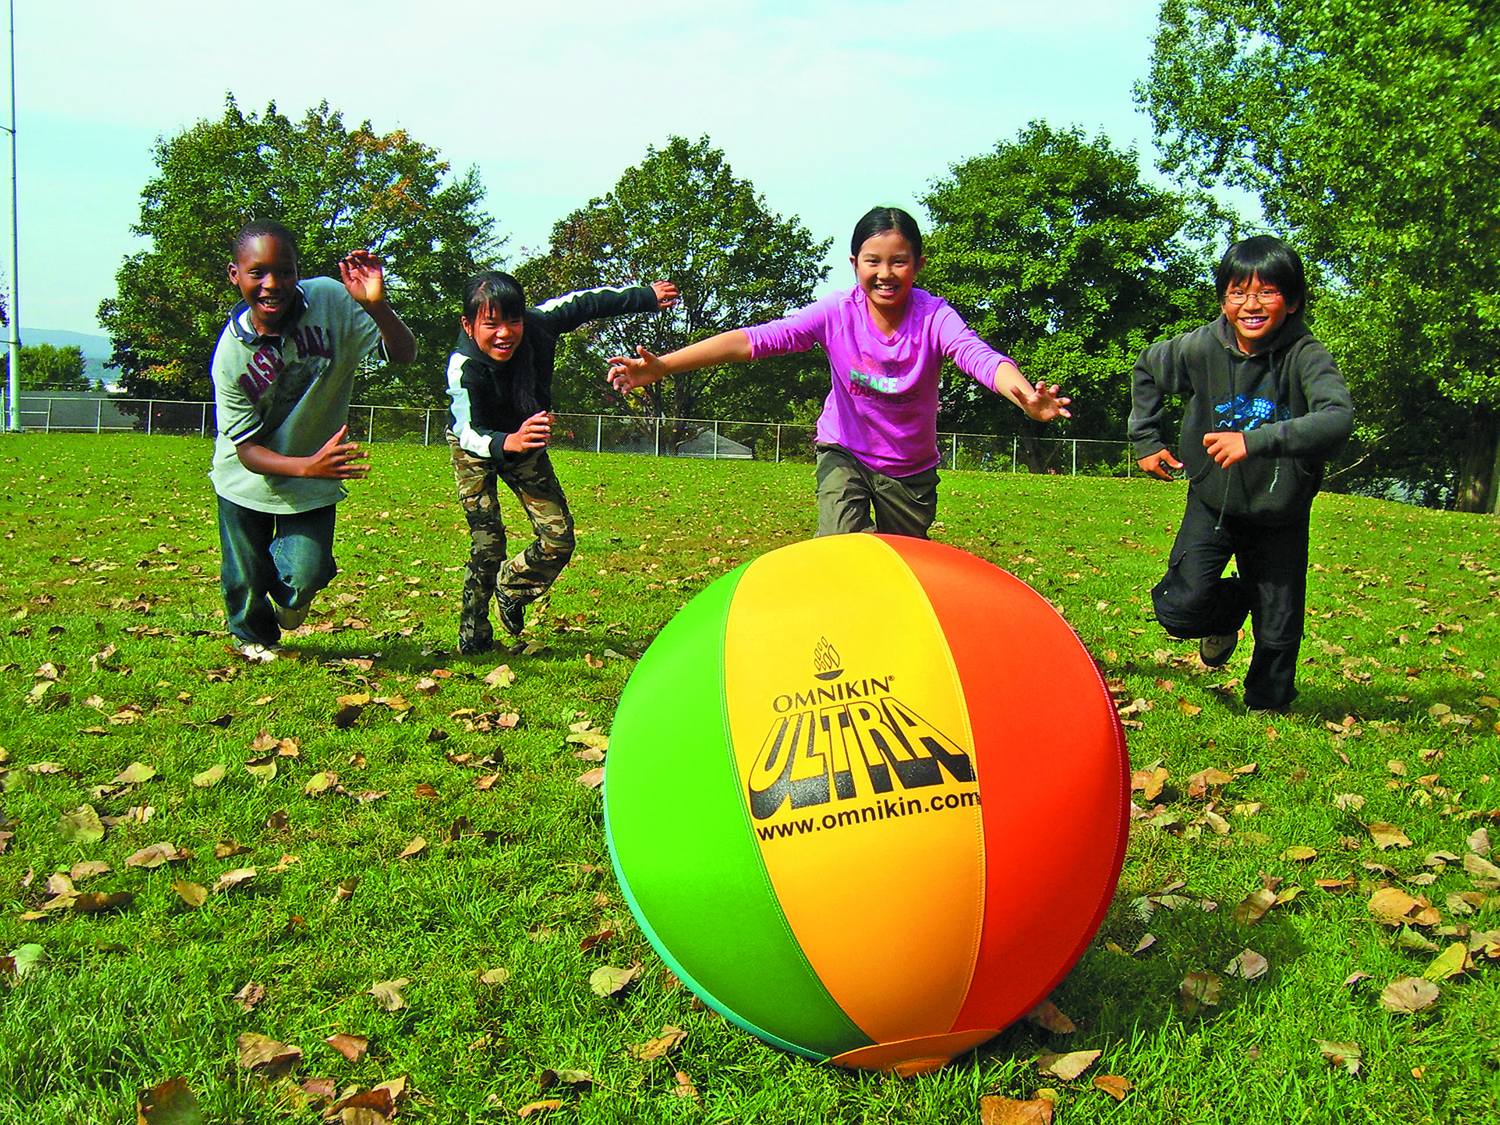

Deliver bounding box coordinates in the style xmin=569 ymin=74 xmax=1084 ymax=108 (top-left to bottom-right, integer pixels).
xmin=713 ymin=420 xmax=720 ymax=461
xmin=596 ymin=415 xmax=602 ymax=453
xmin=95 ymin=399 xmax=102 ymax=434
xmin=1072 ymin=440 xmax=1077 ymax=476
xmin=1011 ymin=436 xmax=1017 ymax=473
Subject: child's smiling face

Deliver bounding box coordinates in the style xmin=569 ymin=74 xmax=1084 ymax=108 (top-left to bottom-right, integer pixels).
xmin=229 ymin=235 xmax=300 ymax=336
xmin=463 ymin=304 xmax=524 ymax=364
xmin=852 ymin=229 xmax=924 ymax=322
xmin=1221 ymin=271 xmax=1299 ymax=354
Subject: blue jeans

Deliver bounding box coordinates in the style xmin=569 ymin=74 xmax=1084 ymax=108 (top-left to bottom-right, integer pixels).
xmin=217 ymin=496 xmax=338 ymax=645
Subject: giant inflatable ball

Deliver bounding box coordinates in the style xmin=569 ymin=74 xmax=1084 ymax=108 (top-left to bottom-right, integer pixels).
xmin=604 ymin=534 xmax=1128 ymax=1074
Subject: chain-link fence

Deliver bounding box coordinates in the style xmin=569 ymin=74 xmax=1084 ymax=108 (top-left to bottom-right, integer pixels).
xmin=3 ymin=392 xmax=1139 ymax=476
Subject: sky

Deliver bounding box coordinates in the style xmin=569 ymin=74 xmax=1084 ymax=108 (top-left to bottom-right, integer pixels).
xmin=10 ymin=0 xmax=1177 ymax=341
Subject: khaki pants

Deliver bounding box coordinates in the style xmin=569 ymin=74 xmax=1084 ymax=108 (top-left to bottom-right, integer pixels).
xmin=814 ymin=443 xmax=939 ymax=538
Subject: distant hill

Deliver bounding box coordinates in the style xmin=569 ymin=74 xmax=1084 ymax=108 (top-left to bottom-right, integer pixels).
xmin=21 ymin=328 xmax=113 ymax=385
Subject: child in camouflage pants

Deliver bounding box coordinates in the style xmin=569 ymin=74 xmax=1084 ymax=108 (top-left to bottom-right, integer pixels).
xmin=444 ymin=270 xmax=678 ymax=653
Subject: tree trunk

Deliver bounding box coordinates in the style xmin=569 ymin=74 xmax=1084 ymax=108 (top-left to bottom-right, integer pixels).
xmin=1455 ymin=403 xmax=1499 ymax=514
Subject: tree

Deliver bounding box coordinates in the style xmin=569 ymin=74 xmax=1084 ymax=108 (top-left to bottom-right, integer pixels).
xmin=0 ymin=344 xmax=90 ymax=392
xmin=98 ymin=95 xmax=499 ymax=406
xmin=1137 ymin=0 xmax=1500 ymax=511
xmin=920 ymin=121 xmax=1225 ymax=461
xmin=514 ymin=136 xmax=831 ymax=430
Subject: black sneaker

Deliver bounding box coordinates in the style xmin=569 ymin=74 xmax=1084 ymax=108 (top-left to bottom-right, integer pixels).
xmin=495 ymin=590 xmax=525 ymax=636
xmin=1199 ymin=632 xmax=1238 ymax=668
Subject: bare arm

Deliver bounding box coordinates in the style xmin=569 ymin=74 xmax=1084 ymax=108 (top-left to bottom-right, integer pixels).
xmin=607 ymin=330 xmax=753 ymax=392
xmin=235 ymin=425 xmax=369 ymax=479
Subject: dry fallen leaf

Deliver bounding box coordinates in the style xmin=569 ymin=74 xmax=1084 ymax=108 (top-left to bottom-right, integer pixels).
xmin=326 ymin=1032 xmax=370 ymax=1062
xmin=1368 ymin=821 xmax=1413 ymax=850
xmin=213 ymin=868 xmax=256 ymax=893
xmin=368 ymin=978 xmax=410 ymax=1012
xmin=1367 ymin=887 xmax=1422 ymax=923
xmin=1314 ymin=1039 xmax=1363 ymax=1075
xmin=979 ymin=1095 xmax=1054 ymax=1125
xmin=126 ymin=842 xmax=190 ymax=869
xmin=135 ymin=1076 xmax=204 ymax=1125
xmin=1024 ymin=997 xmax=1077 ymax=1034
xmin=576 ymin=767 xmax=605 ymax=790
xmin=398 ymin=836 xmax=427 ymax=860
xmin=1227 ymin=948 xmax=1269 ymax=980
xmin=112 ymin=761 xmax=157 ymax=786
xmin=236 ymin=1032 xmax=302 ymax=1074
xmin=1180 ymin=971 xmax=1222 ymax=1014
xmin=1092 ymin=1074 xmax=1132 ymax=1101
xmin=589 ymin=963 xmax=641 ymax=998
xmin=231 ymin=982 xmax=265 ymax=1011
xmin=1232 ymin=887 xmax=1277 ymax=925
xmin=1379 ymin=977 xmax=1440 ymax=1014
xmin=1035 ymin=1049 xmax=1101 ymax=1080
xmin=172 ymin=881 xmax=207 ymax=909
xmin=630 ymin=1024 xmax=687 ymax=1060
xmin=1422 ymin=943 xmax=1470 ymax=982
xmin=517 ymin=1100 xmax=562 ymax=1119
xmin=670 ymin=1070 xmax=699 ymax=1102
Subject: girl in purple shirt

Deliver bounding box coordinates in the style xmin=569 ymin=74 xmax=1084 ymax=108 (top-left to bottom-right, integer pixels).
xmin=608 ymin=207 xmax=1070 ymax=538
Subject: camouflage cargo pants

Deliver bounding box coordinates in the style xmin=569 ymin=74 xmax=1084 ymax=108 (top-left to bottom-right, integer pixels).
xmin=447 ymin=432 xmax=576 ymax=649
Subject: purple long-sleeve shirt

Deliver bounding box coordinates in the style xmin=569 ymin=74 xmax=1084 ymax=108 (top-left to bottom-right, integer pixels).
xmin=743 ymin=286 xmax=1009 ymax=476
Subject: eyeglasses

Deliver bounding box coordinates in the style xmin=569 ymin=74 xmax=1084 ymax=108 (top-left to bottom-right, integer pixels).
xmin=1224 ymin=287 xmax=1284 ymax=305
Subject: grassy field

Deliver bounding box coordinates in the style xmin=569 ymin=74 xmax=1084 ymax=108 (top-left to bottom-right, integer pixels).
xmin=0 ymin=433 xmax=1497 ymax=1124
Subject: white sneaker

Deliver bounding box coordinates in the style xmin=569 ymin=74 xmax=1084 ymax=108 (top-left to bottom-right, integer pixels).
xmin=239 ymin=641 xmax=282 ymax=663
xmin=271 ymin=599 xmax=310 ymax=630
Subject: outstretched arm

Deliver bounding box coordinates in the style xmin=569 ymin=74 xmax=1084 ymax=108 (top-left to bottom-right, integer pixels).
xmin=339 ymin=250 xmax=418 ymax=364
xmin=991 ymin=359 xmax=1071 ymax=422
xmin=236 ymin=425 xmax=370 ymax=479
xmin=607 ymin=330 xmax=754 ymax=392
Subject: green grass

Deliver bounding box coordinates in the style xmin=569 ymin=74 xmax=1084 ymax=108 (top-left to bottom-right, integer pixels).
xmin=0 ymin=433 xmax=1497 ymax=1124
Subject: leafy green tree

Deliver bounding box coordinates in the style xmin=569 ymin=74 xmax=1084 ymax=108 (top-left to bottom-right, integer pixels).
xmin=1137 ymin=0 xmax=1500 ymax=511
xmin=514 ymin=135 xmax=831 ymax=427
xmin=98 ymin=95 xmax=498 ymax=406
xmin=0 ymin=343 xmax=90 ymax=392
xmin=921 ymin=121 xmax=1225 ymax=460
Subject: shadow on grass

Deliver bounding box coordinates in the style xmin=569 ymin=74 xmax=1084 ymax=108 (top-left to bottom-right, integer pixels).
xmin=952 ymin=891 xmax=1314 ymax=1072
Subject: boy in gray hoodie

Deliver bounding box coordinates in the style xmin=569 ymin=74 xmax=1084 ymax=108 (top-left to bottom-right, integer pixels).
xmin=1130 ymin=235 xmax=1353 ymax=712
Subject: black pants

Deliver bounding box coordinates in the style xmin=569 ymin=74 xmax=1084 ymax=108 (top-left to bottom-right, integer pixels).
xmin=1151 ymin=489 xmax=1309 ymax=710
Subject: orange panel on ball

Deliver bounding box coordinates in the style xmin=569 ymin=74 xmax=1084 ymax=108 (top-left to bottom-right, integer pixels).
xmin=884 ymin=536 xmax=1129 ymax=1035
xmin=722 ymin=534 xmax=986 ymax=1047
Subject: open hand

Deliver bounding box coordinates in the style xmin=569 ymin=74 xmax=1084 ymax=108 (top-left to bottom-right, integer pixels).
xmin=306 ymin=425 xmax=370 ymax=479
xmin=651 ymin=281 xmax=680 ymax=310
xmin=1017 ymin=379 xmax=1072 ymax=422
xmin=339 ymin=249 xmax=387 ymax=307
xmin=607 ymin=346 xmax=668 ymax=392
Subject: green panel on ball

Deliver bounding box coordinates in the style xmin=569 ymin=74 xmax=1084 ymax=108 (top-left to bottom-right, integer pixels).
xmin=605 ymin=564 xmax=871 ymax=1059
